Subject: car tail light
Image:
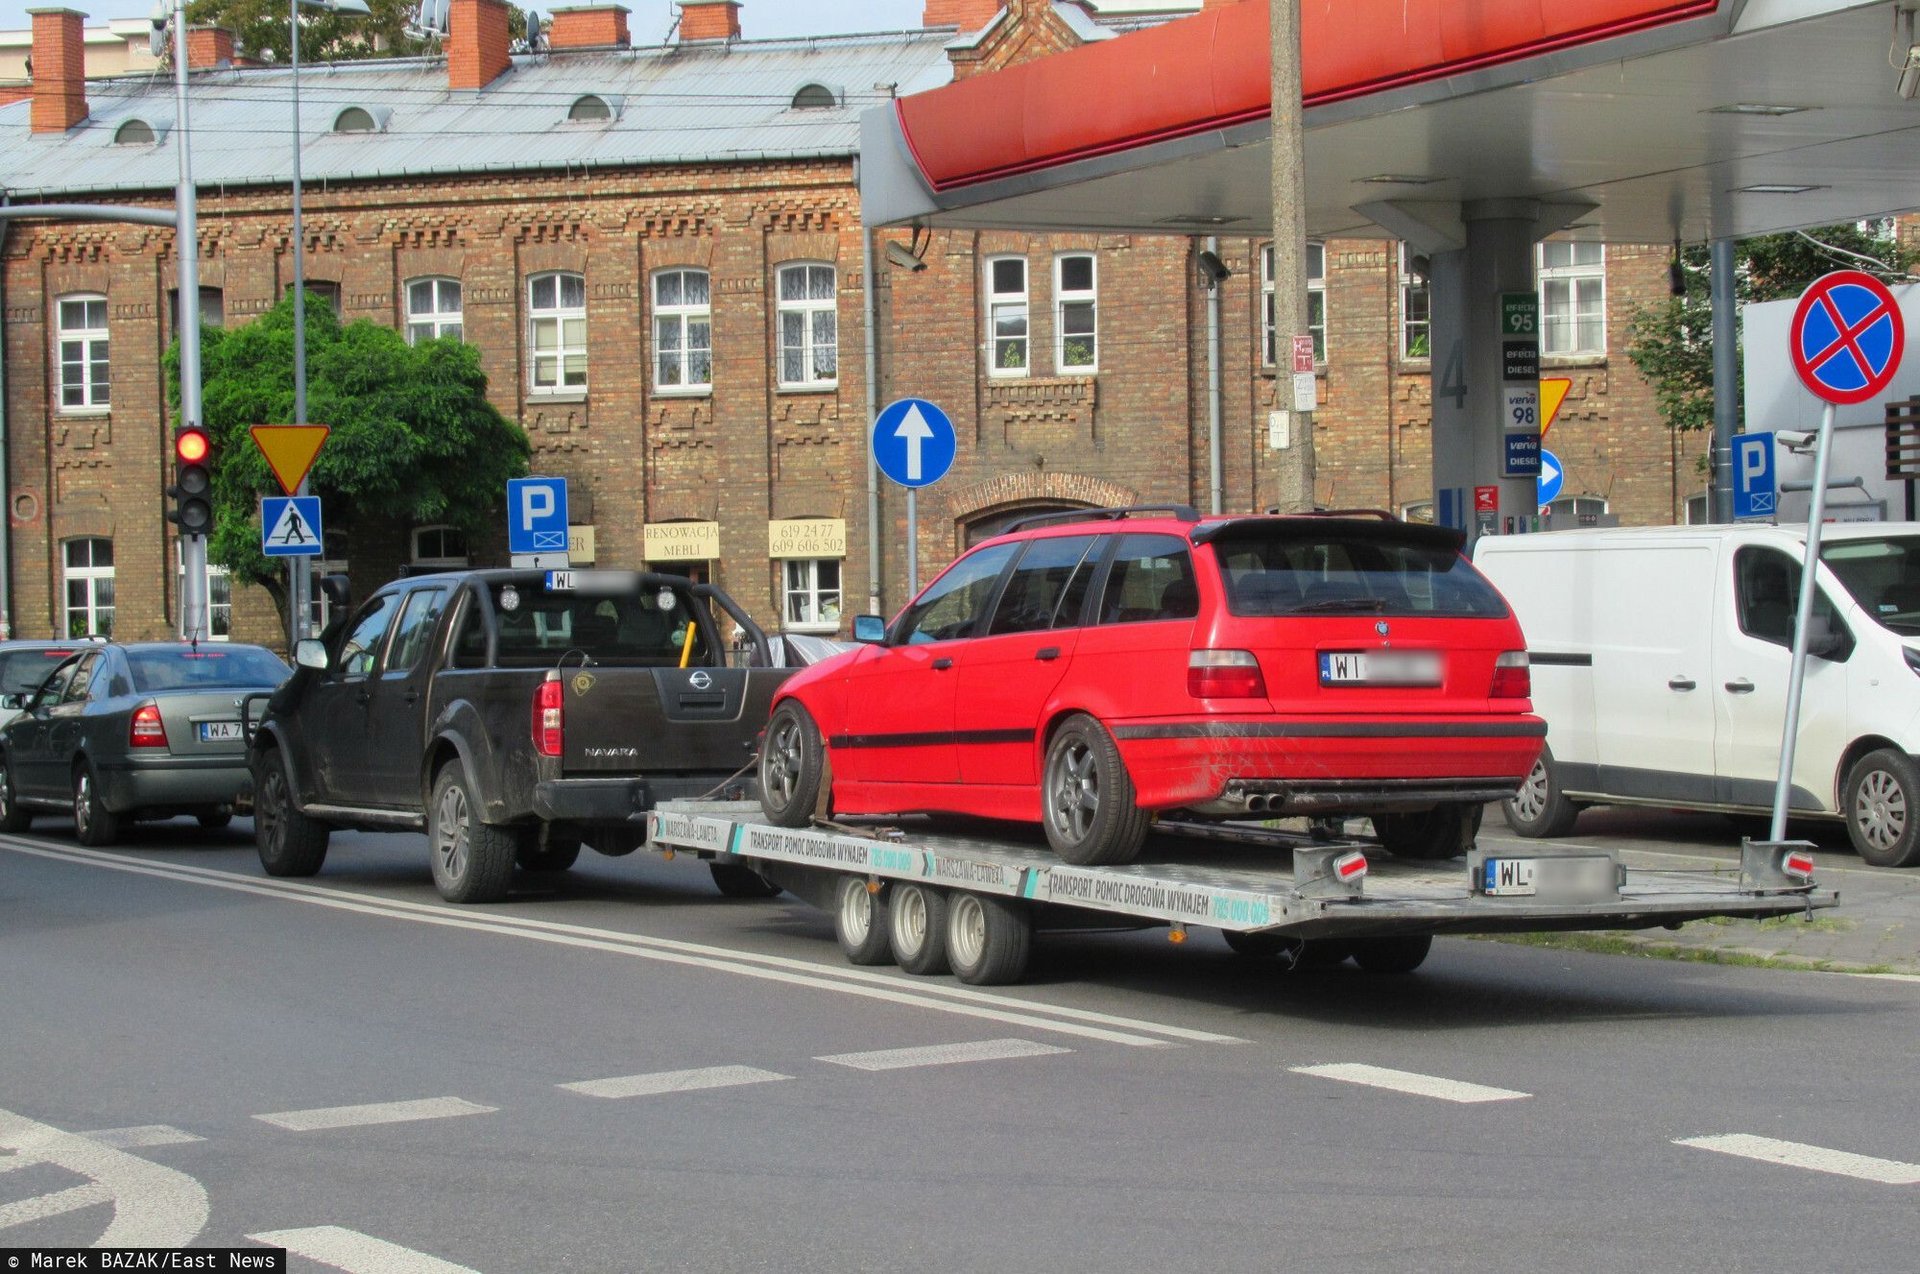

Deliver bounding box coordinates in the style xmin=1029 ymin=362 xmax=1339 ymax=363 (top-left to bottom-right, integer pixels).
xmin=533 ymin=674 xmax=564 ymax=758
xmin=1490 ymin=650 xmax=1531 ymax=699
xmin=1333 ymin=850 xmax=1369 ymax=883
xmin=1188 ymin=649 xmax=1267 ymax=699
xmin=130 ymin=702 xmax=168 ymax=749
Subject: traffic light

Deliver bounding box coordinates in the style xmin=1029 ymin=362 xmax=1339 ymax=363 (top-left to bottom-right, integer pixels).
xmin=167 ymin=427 xmax=213 ymax=537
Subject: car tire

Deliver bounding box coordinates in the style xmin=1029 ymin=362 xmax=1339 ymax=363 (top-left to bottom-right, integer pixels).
xmin=709 ymin=862 xmax=782 ymax=898
xmin=0 ymin=753 xmax=32 ymax=833
xmin=515 ymin=835 xmax=581 ymax=873
xmin=1843 ymin=748 xmax=1920 ymax=868
xmin=1041 ymin=714 xmax=1149 ymax=866
xmin=197 ymin=809 xmax=234 ymax=831
xmin=428 ymin=764 xmax=517 ymax=904
xmin=1374 ymin=803 xmax=1481 ymax=861
xmin=253 ymin=752 xmax=330 ymax=877
xmin=1503 ymin=747 xmax=1581 ymax=838
xmin=833 ymin=874 xmax=893 ymax=966
xmin=72 ymin=760 xmax=119 ymax=847
xmin=760 ymin=701 xmax=827 ymax=828
xmin=1350 ymin=934 xmax=1433 ymax=974
xmin=945 ymin=892 xmax=1032 ymax=986
xmin=888 ymin=883 xmax=950 ymax=976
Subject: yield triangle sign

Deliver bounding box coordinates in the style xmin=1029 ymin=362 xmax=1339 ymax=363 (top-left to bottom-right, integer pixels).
xmin=250 ymin=425 xmax=331 ymax=496
xmin=1538 ymin=376 xmax=1572 ymax=437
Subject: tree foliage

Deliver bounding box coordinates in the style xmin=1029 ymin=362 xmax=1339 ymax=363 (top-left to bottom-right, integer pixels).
xmin=1626 ymin=222 xmax=1912 ymax=435
xmin=183 ymin=0 xmax=529 ymax=64
xmin=166 ymin=292 xmax=530 ymax=602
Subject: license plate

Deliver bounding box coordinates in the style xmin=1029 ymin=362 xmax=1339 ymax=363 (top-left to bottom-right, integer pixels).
xmin=198 ymin=721 xmax=244 ymax=743
xmin=1482 ymin=855 xmax=1617 ymax=900
xmin=1319 ymin=650 xmax=1443 ymax=686
xmin=1483 ymin=857 xmax=1537 ymax=895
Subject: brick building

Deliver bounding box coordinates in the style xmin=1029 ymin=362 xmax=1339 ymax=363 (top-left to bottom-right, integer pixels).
xmin=0 ymin=0 xmax=1704 ymax=648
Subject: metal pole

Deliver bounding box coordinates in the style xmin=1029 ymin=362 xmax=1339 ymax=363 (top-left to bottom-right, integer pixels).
xmin=1769 ymin=400 xmax=1838 ymax=840
xmin=288 ymin=0 xmax=310 ymax=647
xmin=1205 ymin=235 xmax=1223 ymax=516
xmin=905 ymin=489 xmax=918 ymax=596
xmin=1711 ymin=237 xmax=1737 ymax=523
xmin=174 ymin=0 xmax=208 ymax=641
xmin=1267 ymin=0 xmax=1314 ymax=513
xmin=860 ymin=223 xmax=882 ymax=618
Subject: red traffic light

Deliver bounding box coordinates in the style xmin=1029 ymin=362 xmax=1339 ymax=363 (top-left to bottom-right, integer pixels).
xmin=175 ymin=428 xmax=210 ymax=465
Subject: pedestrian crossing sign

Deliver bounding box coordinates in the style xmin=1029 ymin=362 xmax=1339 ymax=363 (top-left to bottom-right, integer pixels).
xmin=262 ymin=496 xmax=324 ymax=557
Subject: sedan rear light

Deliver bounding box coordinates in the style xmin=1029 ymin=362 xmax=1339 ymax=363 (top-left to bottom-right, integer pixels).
xmin=1188 ymin=649 xmax=1267 ymax=699
xmin=130 ymin=702 xmax=168 ymax=749
xmin=1490 ymin=650 xmax=1531 ymax=699
xmin=533 ymin=674 xmax=564 ymax=758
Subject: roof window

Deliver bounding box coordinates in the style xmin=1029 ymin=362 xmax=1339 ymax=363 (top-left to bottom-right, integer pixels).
xmin=331 ymin=106 xmax=388 ymax=134
xmin=113 ymin=118 xmax=158 ymax=145
xmin=568 ymin=94 xmax=617 ymax=122
xmin=791 ymin=83 xmax=838 ymax=110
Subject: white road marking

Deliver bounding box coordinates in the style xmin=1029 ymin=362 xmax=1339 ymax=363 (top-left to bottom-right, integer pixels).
xmin=1290 ymin=1063 xmax=1531 ymax=1104
xmin=249 ymin=1225 xmax=480 ymax=1273
xmin=818 ymin=1038 xmax=1070 ymax=1071
xmin=0 ymin=1106 xmax=208 ymax=1246
xmin=0 ymin=838 xmax=1238 ymax=1047
xmin=254 ymin=1097 xmax=496 ymax=1133
xmin=1676 ymin=1134 xmax=1920 ymax=1185
xmin=78 ymin=1125 xmax=206 ymax=1150
xmin=559 ymin=1065 xmax=791 ymax=1100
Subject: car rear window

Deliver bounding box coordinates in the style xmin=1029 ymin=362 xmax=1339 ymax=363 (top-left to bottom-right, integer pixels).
xmin=1212 ymin=533 xmax=1509 ymax=618
xmin=126 ymin=646 xmax=292 ymax=691
xmin=0 ymin=648 xmax=79 ymax=696
xmin=460 ymin=580 xmax=712 ymax=668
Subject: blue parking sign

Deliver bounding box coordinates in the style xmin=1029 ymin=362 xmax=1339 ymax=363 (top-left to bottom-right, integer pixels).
xmin=507 ymin=477 xmax=569 ymax=554
xmin=1732 ymin=433 xmax=1776 ymax=520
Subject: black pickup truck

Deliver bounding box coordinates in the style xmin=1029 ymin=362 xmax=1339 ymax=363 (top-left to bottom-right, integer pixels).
xmin=247 ymin=568 xmax=801 ymax=903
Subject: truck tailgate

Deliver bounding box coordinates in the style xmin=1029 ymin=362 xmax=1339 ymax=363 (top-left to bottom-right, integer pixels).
xmin=563 ymin=667 xmax=791 ymax=774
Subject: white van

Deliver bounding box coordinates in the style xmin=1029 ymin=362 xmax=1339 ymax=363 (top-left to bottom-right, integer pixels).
xmin=1473 ymin=523 xmax=1920 ymax=868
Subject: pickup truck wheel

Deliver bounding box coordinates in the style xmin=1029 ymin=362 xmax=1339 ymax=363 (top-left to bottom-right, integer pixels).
xmin=1042 ymin=714 xmax=1149 ymax=866
xmin=72 ymin=761 xmax=119 ymax=847
xmin=760 ymin=702 xmax=826 ymax=827
xmin=1844 ymin=748 xmax=1920 ymax=868
xmin=1503 ymin=747 xmax=1581 ymax=838
xmin=0 ymin=755 xmax=32 ymax=833
xmin=516 ymin=836 xmax=581 ymax=873
xmin=429 ymin=766 xmax=516 ymax=903
xmin=833 ymin=875 xmax=893 ymax=965
xmin=946 ymin=892 xmax=1032 ymax=985
xmin=254 ymin=755 xmax=329 ymax=876
xmin=888 ymin=883 xmax=950 ymax=976
xmin=1351 ymin=934 xmax=1433 ymax=974
xmin=1374 ymin=803 xmax=1480 ymax=861
xmin=709 ymin=862 xmax=781 ymax=898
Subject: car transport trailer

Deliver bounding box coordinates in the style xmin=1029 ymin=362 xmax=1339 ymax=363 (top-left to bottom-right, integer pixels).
xmin=647 ymin=800 xmax=1838 ymax=985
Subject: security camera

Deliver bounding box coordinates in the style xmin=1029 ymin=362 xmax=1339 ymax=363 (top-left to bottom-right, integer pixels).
xmin=1195 ymin=250 xmax=1231 ymax=288
xmin=1408 ymin=253 xmax=1432 ymax=283
xmin=884 ymin=242 xmax=927 ymax=272
xmin=1775 ymin=430 xmax=1816 ymax=453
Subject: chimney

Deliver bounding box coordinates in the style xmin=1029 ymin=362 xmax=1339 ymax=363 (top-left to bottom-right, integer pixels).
xmin=548 ymin=4 xmax=630 ymax=50
xmin=186 ymin=26 xmax=235 ymax=70
xmin=923 ymin=1 xmax=1001 ymax=32
xmin=678 ymin=1 xmax=740 ymax=42
xmin=28 ymin=7 xmax=87 ymax=135
xmin=449 ymin=0 xmax=512 ymax=91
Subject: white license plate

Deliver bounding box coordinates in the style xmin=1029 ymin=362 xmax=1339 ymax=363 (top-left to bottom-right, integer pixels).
xmin=1482 ymin=855 xmax=1617 ymax=899
xmin=198 ymin=721 xmax=244 ymax=743
xmin=1483 ymin=857 xmax=1537 ymax=895
xmin=1319 ymin=650 xmax=1443 ymax=686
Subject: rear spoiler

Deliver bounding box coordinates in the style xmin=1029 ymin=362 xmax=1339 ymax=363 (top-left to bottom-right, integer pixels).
xmin=1190 ymin=515 xmax=1467 ymax=554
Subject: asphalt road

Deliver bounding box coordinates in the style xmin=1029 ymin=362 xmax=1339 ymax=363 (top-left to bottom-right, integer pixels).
xmin=2 ymin=814 xmax=1916 ymax=1273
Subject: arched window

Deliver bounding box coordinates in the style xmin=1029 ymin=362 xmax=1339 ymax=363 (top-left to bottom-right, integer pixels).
xmin=332 ymin=107 xmax=378 ymax=133
xmin=651 ymin=268 xmax=711 ymax=391
xmin=568 ymin=94 xmax=612 ymax=121
xmin=405 ymin=277 xmax=463 ymax=344
xmin=791 ymin=83 xmax=837 ymax=110
xmin=775 ymin=263 xmax=837 ymax=389
xmin=113 ymin=119 xmax=155 ymax=145
xmin=964 ymin=503 xmax=1089 ymax=547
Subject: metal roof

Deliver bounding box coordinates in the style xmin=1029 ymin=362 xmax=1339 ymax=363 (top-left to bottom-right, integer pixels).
xmin=0 ymin=31 xmax=957 ymax=199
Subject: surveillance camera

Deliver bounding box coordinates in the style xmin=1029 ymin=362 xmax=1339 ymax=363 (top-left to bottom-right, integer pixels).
xmin=1408 ymin=253 xmax=1431 ymax=283
xmin=1775 ymin=430 xmax=1816 ymax=452
xmin=883 ymin=242 xmax=927 ymax=272
xmin=1195 ymin=250 xmax=1231 ymax=287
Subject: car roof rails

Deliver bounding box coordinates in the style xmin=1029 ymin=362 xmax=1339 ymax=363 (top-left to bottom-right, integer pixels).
xmin=1262 ymin=506 xmax=1400 ymax=521
xmin=998 ymin=504 xmax=1201 ymax=534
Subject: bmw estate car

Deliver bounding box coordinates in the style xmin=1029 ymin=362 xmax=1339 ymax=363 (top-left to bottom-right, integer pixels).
xmin=758 ymin=505 xmax=1544 ymax=866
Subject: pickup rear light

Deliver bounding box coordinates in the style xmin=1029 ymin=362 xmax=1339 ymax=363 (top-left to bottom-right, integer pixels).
xmin=130 ymin=702 xmax=168 ymax=749
xmin=1188 ymin=649 xmax=1267 ymax=699
xmin=533 ymin=674 xmax=564 ymax=757
xmin=1490 ymin=651 xmax=1531 ymax=699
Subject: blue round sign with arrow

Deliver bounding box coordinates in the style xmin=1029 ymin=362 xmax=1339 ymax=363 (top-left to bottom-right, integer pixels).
xmin=872 ymin=398 xmax=956 ymax=489
xmin=1537 ymin=448 xmax=1564 ymax=508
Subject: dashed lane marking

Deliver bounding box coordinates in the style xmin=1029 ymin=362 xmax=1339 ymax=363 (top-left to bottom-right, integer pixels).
xmin=0 ymin=1106 xmax=208 ymax=1246
xmin=253 ymin=1097 xmax=497 ymax=1134
xmin=1290 ymin=1063 xmax=1531 ymax=1104
xmin=78 ymin=1125 xmax=206 ymax=1150
xmin=1676 ymin=1134 xmax=1920 ymax=1185
xmin=559 ymin=1065 xmax=792 ymax=1100
xmin=249 ymin=1226 xmax=480 ymax=1273
xmin=817 ymin=1038 xmax=1070 ymax=1071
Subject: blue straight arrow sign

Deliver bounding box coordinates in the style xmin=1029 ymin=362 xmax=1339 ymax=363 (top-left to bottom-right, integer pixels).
xmin=873 ymin=398 xmax=956 ymax=489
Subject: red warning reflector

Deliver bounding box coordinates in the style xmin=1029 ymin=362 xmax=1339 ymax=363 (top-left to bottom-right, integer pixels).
xmin=1782 ymin=851 xmax=1815 ymax=881
xmin=1334 ymin=850 xmax=1368 ymax=882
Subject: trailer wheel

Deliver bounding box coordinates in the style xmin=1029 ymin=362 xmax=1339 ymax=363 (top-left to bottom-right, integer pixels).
xmin=1222 ymin=930 xmax=1294 ymax=959
xmin=833 ymin=875 xmax=893 ymax=965
xmin=946 ymin=892 xmax=1032 ymax=986
xmin=1503 ymin=747 xmax=1581 ymax=838
xmin=888 ymin=883 xmax=951 ymax=975
xmin=1845 ymin=748 xmax=1920 ymax=868
xmin=761 ymin=701 xmax=828 ymax=827
xmin=1374 ymin=803 xmax=1480 ymax=860
xmin=1351 ymin=934 xmax=1433 ymax=974
xmin=428 ymin=764 xmax=517 ymax=904
xmin=1294 ymin=940 xmax=1353 ymax=970
xmin=710 ymin=862 xmax=782 ymax=898
xmin=516 ymin=836 xmax=581 ymax=873
xmin=1042 ymin=714 xmax=1149 ymax=866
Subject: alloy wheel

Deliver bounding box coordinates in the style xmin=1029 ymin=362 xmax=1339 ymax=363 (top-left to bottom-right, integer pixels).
xmin=434 ymin=781 xmax=471 ymax=883
xmin=764 ymin=716 xmax=800 ymax=807
xmin=1049 ymin=738 xmax=1100 ymax=841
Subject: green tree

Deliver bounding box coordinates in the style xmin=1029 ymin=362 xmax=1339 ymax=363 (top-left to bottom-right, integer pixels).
xmin=1626 ymin=222 xmax=1912 ymax=437
xmin=185 ymin=0 xmax=431 ymax=64
xmin=166 ymin=291 xmax=531 ymax=613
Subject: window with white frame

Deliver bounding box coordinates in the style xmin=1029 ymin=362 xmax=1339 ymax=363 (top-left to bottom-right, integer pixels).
xmin=405 ymin=278 xmax=463 ymax=344
xmin=412 ymin=525 xmax=470 ymax=569
xmin=1547 ymin=495 xmax=1610 ymax=526
xmin=776 ymin=263 xmax=838 ymax=389
xmin=1685 ymin=493 xmax=1712 ymax=525
xmin=1399 ymin=244 xmax=1430 ymax=360
xmin=176 ymin=544 xmax=231 ymax=640
xmin=1055 ymin=253 xmax=1097 ymax=373
xmin=528 ymin=271 xmax=587 ymax=393
xmin=1400 ymin=500 xmax=1436 ymax=524
xmin=986 ymin=256 xmax=1029 ymax=377
xmin=652 ymin=268 xmax=712 ymax=392
xmin=1538 ymin=241 xmax=1606 ymax=356
xmin=1260 ymin=243 xmax=1327 ymax=364
xmin=63 ymin=538 xmax=114 ymax=638
xmin=56 ymin=295 xmax=109 ymax=411
xmin=783 ymin=558 xmax=842 ymax=633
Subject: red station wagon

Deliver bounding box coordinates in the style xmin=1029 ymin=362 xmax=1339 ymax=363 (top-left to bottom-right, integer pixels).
xmin=759 ymin=506 xmax=1545 ymax=865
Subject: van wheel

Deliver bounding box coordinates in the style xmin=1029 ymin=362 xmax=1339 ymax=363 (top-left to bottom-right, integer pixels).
xmin=1042 ymin=714 xmax=1149 ymax=866
xmin=1374 ymin=803 xmax=1480 ymax=860
xmin=1504 ymin=748 xmax=1580 ymax=838
xmin=1844 ymin=749 xmax=1920 ymax=868
xmin=760 ymin=701 xmax=827 ymax=827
